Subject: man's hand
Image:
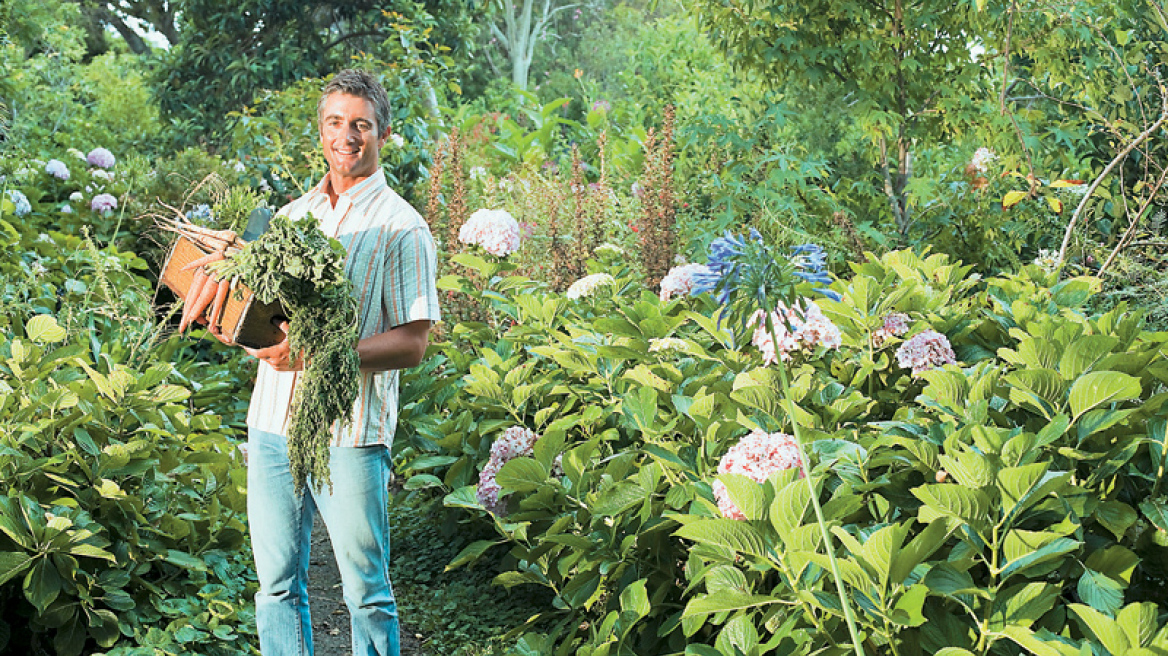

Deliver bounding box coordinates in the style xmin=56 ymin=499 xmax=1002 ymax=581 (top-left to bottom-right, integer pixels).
xmin=243 ymin=321 xmax=305 ymax=372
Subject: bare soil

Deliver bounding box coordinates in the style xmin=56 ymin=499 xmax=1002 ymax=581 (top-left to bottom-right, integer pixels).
xmin=308 ymin=520 xmax=425 ymax=656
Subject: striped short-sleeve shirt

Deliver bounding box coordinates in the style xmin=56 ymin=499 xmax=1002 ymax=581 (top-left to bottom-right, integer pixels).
xmin=245 ymin=168 xmax=441 ymax=447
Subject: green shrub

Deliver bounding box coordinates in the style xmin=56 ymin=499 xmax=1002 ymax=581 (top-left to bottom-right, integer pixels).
xmin=396 ymin=246 xmax=1168 ymax=655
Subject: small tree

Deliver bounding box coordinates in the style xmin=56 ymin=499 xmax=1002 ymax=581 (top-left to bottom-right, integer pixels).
xmin=485 ymin=0 xmax=579 ymax=90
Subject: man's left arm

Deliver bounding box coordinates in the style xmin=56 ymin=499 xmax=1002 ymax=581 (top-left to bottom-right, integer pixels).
xmin=355 ymin=320 xmax=430 ymax=371
xmin=361 ymin=221 xmax=441 ymax=372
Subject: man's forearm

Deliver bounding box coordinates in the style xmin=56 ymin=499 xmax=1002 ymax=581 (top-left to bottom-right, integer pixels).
xmin=355 ymin=320 xmax=431 ymax=371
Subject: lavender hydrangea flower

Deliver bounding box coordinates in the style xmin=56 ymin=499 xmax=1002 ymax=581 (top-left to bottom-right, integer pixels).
xmin=45 ymin=159 xmax=70 ymax=180
xmin=86 ymin=147 xmax=116 ymax=169
xmin=91 ymin=193 xmax=118 ymax=213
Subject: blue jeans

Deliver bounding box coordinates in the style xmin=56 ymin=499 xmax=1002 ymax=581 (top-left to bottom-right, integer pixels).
xmin=247 ymin=427 xmax=401 ymax=656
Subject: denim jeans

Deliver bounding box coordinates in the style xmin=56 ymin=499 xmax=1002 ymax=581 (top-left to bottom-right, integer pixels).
xmin=247 ymin=427 xmax=401 ymax=656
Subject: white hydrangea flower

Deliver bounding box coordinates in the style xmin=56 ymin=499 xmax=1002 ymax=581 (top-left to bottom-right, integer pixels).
xmin=90 ymin=193 xmax=118 ymax=213
xmin=594 ymin=243 xmax=624 ymax=259
xmin=459 ymin=208 xmax=522 ymax=256
xmin=233 ymin=160 xmax=247 ymax=173
xmin=90 ymin=169 xmax=114 ymax=182
xmin=391 ymin=133 xmax=405 ymax=148
xmin=45 ymin=159 xmax=70 ymax=180
xmin=70 ymin=191 xmax=84 ymax=202
xmin=749 ymin=300 xmax=841 ymax=364
xmin=566 ymin=273 xmax=616 ymax=300
xmin=5 ymin=190 xmax=31 ymax=217
xmin=469 ymin=166 xmax=489 ymax=182
xmin=67 ymin=148 xmax=87 ymax=162
xmin=60 ymin=205 xmax=73 ymax=214
xmin=970 ymin=147 xmax=996 ymax=174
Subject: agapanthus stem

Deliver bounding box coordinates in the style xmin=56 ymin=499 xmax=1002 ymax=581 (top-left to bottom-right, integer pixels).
xmin=774 ymin=358 xmax=865 ymax=656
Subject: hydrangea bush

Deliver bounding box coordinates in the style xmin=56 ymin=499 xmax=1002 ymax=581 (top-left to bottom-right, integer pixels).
xmin=398 ymin=246 xmax=1168 ymax=655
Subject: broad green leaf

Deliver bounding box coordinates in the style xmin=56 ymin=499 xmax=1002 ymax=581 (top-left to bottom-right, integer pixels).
xmin=1060 ymin=335 xmax=1119 ymax=379
xmin=620 ymin=386 xmax=659 ymax=432
xmin=923 ymin=564 xmax=987 ymax=600
xmin=770 ymin=479 xmax=811 ymax=536
xmin=999 ymin=537 xmax=1081 ymax=581
xmin=590 ymin=482 xmax=646 ymax=516
xmin=1117 ymin=602 xmax=1158 ymax=649
xmin=163 ymin=549 xmax=206 ymax=571
xmin=26 ymin=315 xmax=67 ymax=343
xmin=859 ymin=523 xmax=910 ymax=589
xmin=890 ymin=584 xmax=928 ymax=627
xmin=619 ymin=579 xmax=650 ymax=618
xmin=674 ymin=519 xmax=772 ymax=561
xmin=911 ymin=484 xmax=989 ymax=528
xmin=0 ymin=552 xmax=32 ymax=586
xmin=1071 ymin=603 xmax=1130 ymax=655
xmin=1095 ymin=501 xmax=1137 ymax=541
xmin=444 ymin=485 xmax=482 ymax=509
xmin=495 ymin=457 xmax=548 ymax=494
xmin=889 ymin=520 xmax=949 ymax=585
xmin=149 ymin=384 xmax=191 ymax=404
xmin=935 ymin=650 xmax=977 ymax=656
xmin=24 ymin=559 xmax=61 ymax=613
xmin=1077 ymin=569 xmax=1124 ymax=616
xmin=1086 ymin=546 xmax=1139 ymax=585
xmin=1068 ymin=371 xmax=1141 ymax=421
xmin=939 ymin=450 xmax=995 ymax=489
xmin=989 ymin=582 xmax=1060 ymax=631
xmin=717 ymin=474 xmax=767 ymax=521
xmin=446 ymin=540 xmax=501 ymax=571
xmin=1001 ymin=626 xmax=1084 ymax=656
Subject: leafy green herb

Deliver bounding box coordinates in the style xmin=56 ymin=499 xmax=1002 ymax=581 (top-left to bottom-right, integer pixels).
xmin=216 ymin=212 xmax=360 ymax=492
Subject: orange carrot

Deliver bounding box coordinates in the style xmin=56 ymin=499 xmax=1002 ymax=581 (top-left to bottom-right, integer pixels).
xmin=181 ymin=250 xmax=226 ymax=272
xmin=208 ymin=278 xmax=231 ymax=332
xmin=180 ymin=269 xmax=208 ymax=332
xmin=186 ymin=271 xmax=221 ymax=329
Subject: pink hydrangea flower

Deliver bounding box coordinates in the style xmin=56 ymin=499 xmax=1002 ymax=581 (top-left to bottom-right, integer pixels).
xmin=459 ymin=208 xmax=522 ymax=256
xmin=749 ymin=300 xmax=841 ymax=364
xmin=895 ymin=329 xmax=957 ymax=375
xmin=45 ymin=159 xmax=70 ymax=180
xmin=477 ymin=426 xmax=541 ymax=514
xmin=86 ymin=147 xmax=116 ymax=169
xmin=872 ymin=312 xmax=910 ymax=347
xmin=659 ymin=263 xmax=710 ymax=302
xmin=91 ymin=193 xmax=118 ymax=213
xmin=714 ymin=429 xmax=803 ymax=520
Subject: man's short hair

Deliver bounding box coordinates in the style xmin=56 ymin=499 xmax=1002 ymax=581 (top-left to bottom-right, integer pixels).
xmin=317 ymin=69 xmax=392 ymax=135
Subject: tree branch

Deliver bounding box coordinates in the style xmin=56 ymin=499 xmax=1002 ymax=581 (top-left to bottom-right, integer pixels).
xmin=322 ymin=29 xmax=385 ymax=52
xmin=1057 ymin=80 xmax=1168 ymax=268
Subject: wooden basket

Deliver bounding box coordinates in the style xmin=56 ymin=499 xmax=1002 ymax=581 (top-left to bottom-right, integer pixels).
xmin=159 ymin=235 xmax=286 ymax=349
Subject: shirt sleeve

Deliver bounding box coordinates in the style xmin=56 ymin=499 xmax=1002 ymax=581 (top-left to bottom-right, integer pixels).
xmin=384 ymin=223 xmax=441 ymax=327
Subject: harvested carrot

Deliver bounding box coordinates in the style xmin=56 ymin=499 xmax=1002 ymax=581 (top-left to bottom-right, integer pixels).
xmin=180 ymin=268 xmax=209 ymax=332
xmin=181 ymin=250 xmax=226 ymax=272
xmin=207 ymin=278 xmax=231 ymax=332
xmin=185 ymin=271 xmax=221 ymax=330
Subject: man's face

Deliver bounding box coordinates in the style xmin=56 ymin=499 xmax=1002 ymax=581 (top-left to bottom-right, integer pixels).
xmin=318 ymin=93 xmax=388 ymax=186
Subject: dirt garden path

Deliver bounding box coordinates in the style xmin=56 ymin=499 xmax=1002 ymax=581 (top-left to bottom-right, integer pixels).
xmin=307 ymin=521 xmax=425 ymax=656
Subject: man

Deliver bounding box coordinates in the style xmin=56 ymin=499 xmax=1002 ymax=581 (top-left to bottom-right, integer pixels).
xmin=226 ymin=69 xmax=440 ymax=656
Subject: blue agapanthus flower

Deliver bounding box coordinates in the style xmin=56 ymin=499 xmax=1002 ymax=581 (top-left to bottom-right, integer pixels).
xmin=791 ymin=243 xmax=841 ymax=301
xmin=691 ymin=232 xmax=838 ymax=307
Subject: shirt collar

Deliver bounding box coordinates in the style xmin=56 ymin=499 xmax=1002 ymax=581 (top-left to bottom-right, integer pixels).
xmin=310 ymin=167 xmax=388 ymax=206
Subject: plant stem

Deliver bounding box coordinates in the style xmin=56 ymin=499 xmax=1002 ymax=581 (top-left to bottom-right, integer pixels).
xmin=775 ymin=360 xmax=865 ymax=656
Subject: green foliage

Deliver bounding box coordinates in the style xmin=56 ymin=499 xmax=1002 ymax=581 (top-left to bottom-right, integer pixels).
xmin=0 ymin=202 xmax=256 ymax=655
xmin=392 ymin=245 xmax=1168 ymax=654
